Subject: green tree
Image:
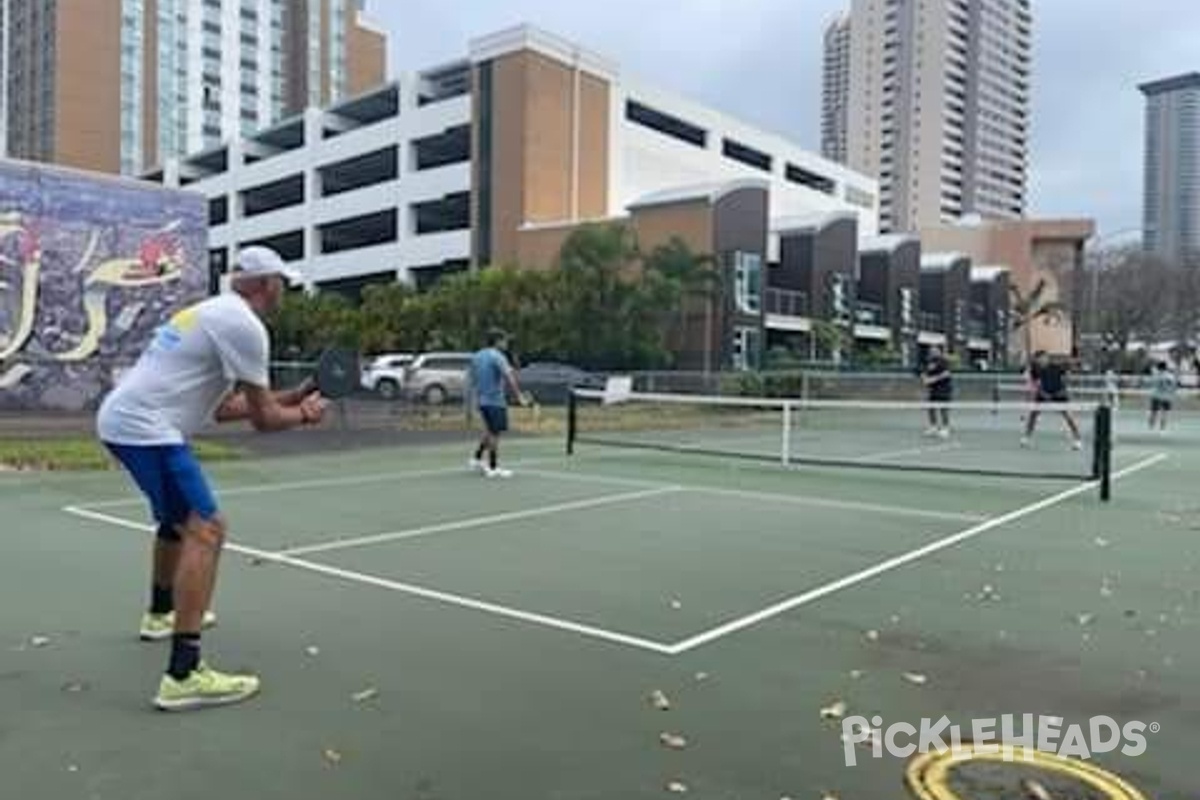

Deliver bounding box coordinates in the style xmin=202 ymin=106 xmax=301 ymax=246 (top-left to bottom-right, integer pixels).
xmin=269 ymin=291 xmax=359 ymax=357
xmin=556 ymin=222 xmax=679 ymax=369
xmin=641 ymin=237 xmax=719 ymax=370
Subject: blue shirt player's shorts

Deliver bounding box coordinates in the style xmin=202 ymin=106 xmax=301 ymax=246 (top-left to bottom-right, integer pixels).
xmin=104 ymin=443 xmax=219 ymax=539
xmin=479 ymin=405 xmax=509 ymax=435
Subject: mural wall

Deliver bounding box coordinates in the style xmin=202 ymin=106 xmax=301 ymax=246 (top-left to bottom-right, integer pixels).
xmin=0 ymin=159 xmax=207 ymax=411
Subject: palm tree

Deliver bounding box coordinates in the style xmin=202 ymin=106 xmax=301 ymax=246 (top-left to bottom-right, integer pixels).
xmin=1009 ymin=278 xmax=1066 ymax=363
xmin=641 ymin=237 xmax=719 ymax=372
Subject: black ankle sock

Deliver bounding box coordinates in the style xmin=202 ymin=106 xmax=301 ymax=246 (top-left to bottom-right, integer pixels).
xmin=489 ymin=449 xmax=497 ymax=469
xmin=151 ymin=584 xmax=174 ymax=615
xmin=168 ymin=633 xmax=201 ymax=680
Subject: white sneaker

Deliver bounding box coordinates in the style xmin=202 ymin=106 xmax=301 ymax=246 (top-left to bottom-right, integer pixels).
xmin=468 ymin=458 xmax=485 ymax=473
xmin=1019 ymin=436 xmax=1031 ymax=449
xmin=937 ymin=428 xmax=951 ymax=439
xmin=1071 ymin=439 xmax=1083 ymax=451
xmin=923 ymin=427 xmax=940 ymax=438
xmin=485 ymin=467 xmax=513 ymax=479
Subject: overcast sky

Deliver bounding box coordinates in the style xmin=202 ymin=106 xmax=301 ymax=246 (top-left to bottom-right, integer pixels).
xmin=366 ymin=0 xmax=1200 ymax=241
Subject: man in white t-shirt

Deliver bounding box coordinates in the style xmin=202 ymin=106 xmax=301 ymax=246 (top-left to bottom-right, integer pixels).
xmin=97 ymin=245 xmax=327 ymax=711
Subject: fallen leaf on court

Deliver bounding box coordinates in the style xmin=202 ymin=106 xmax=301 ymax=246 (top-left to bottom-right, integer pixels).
xmin=1076 ymin=613 xmax=1095 ymax=627
xmin=650 ymin=690 xmax=671 ymax=710
xmin=1100 ymin=585 xmax=1114 ymax=598
xmin=994 ymin=563 xmax=1005 ymax=573
xmin=1021 ymin=778 xmax=1053 ymax=800
xmin=67 ymin=764 xmax=79 ymax=774
xmin=248 ymin=557 xmax=266 ymax=566
xmin=305 ymin=645 xmax=320 ymax=657
xmin=60 ymin=681 xmax=88 ymax=694
xmin=865 ymin=630 xmax=880 ymax=642
xmin=351 ymin=687 xmax=379 ymax=703
xmin=983 ymin=584 xmax=995 ymax=595
xmin=1158 ymin=613 xmax=1169 ymax=624
xmin=1093 ymin=537 xmax=1110 ymax=548
xmin=1145 ymin=628 xmax=1158 ymax=637
xmin=659 ymin=732 xmax=688 ymax=749
xmin=1124 ymin=609 xmax=1138 ymax=619
xmin=889 ymin=614 xmax=901 ymax=625
xmin=693 ymin=672 xmax=709 ymax=682
xmin=902 ymin=672 xmax=928 ymax=686
xmin=669 ymin=599 xmax=683 ymax=610
xmin=821 ymin=793 xmax=840 ymax=800
xmin=666 ymin=780 xmax=688 ymax=793
xmin=322 ymin=748 xmax=343 ymax=766
xmin=848 ymin=670 xmax=864 ymax=680
xmin=820 ymin=700 xmax=847 ymax=720
xmin=29 ymin=636 xmax=51 ymax=648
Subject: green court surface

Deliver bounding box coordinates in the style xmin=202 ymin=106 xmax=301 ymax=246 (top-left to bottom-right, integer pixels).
xmin=2 ymin=409 xmax=1198 ymax=799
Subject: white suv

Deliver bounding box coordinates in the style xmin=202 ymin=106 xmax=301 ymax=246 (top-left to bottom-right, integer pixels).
xmin=404 ymin=352 xmax=474 ymax=404
xmin=360 ymin=353 xmax=415 ymax=399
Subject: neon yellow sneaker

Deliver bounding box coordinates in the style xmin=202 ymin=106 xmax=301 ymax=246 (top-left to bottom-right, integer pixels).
xmin=153 ymin=662 xmax=260 ymax=711
xmin=139 ymin=610 xmax=218 ymax=641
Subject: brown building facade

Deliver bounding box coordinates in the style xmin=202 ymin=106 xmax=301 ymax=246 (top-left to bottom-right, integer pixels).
xmin=2 ymin=0 xmax=387 ymax=175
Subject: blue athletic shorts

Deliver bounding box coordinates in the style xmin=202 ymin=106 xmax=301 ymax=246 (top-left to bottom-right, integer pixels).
xmin=479 ymin=405 xmax=509 ymax=435
xmin=104 ymin=443 xmax=219 ymax=536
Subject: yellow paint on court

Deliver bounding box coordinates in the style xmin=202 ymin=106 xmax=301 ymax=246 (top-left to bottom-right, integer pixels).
xmin=905 ymin=743 xmax=1148 ymax=800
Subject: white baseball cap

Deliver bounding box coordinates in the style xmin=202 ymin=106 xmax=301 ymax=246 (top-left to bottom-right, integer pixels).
xmin=234 ymin=245 xmax=302 ymax=284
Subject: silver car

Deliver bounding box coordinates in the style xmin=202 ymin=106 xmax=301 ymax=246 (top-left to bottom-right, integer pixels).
xmin=404 ymin=352 xmax=473 ymax=404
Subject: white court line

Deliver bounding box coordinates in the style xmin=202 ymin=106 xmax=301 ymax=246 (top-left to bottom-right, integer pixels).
xmin=74 ymin=454 xmax=572 ymax=510
xmin=277 ymin=485 xmax=683 ymax=557
xmin=60 ymin=504 xmax=676 ymax=655
xmin=663 ymin=452 xmax=1170 ymax=655
xmin=521 ymin=468 xmax=988 ymax=523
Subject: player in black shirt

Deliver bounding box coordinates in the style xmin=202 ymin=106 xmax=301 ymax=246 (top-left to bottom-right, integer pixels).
xmin=921 ymin=347 xmax=953 ymax=438
xmin=1021 ymin=350 xmax=1082 ymax=449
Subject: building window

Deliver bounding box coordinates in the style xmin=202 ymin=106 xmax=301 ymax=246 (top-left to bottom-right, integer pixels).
xmin=785 ymin=163 xmax=836 ymax=194
xmin=733 ymin=252 xmax=762 ymax=314
xmin=731 ymin=326 xmax=762 ymax=371
xmin=722 ymin=138 xmax=773 ymax=172
xmin=625 ymin=100 xmax=708 ymax=148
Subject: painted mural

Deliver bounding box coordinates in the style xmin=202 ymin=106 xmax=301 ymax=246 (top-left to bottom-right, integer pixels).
xmin=0 ymin=159 xmax=207 ymax=411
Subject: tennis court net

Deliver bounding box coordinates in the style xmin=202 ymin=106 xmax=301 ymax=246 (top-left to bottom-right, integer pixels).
xmin=567 ymin=388 xmax=1114 ymax=494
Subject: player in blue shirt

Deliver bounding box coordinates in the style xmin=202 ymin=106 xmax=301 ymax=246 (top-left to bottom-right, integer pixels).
xmin=468 ymin=329 xmax=527 ymax=478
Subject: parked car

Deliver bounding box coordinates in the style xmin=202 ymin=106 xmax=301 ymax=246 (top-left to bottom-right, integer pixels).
xmin=360 ymin=353 xmax=415 ymax=399
xmin=517 ymin=362 xmax=606 ymax=404
xmin=404 ymin=352 xmax=474 ymax=404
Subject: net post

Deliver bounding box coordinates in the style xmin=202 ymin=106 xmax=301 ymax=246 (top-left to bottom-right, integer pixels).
xmin=566 ymin=389 xmax=577 ymax=456
xmin=781 ymin=401 xmax=792 ymax=466
xmin=1095 ymin=404 xmax=1112 ymax=501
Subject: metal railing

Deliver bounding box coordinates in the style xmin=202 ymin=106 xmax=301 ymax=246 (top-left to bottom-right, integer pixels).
xmin=765 ymin=287 xmax=810 ymax=318
xmin=855 ymin=301 xmax=886 ymax=326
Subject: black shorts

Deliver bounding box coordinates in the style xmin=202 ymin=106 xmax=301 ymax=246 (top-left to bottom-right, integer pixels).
xmin=1151 ymin=398 xmax=1172 ymax=412
xmin=927 ymin=388 xmax=952 ymax=403
xmin=1036 ymin=390 xmax=1070 ymax=404
xmin=479 ymin=405 xmax=509 ymax=435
